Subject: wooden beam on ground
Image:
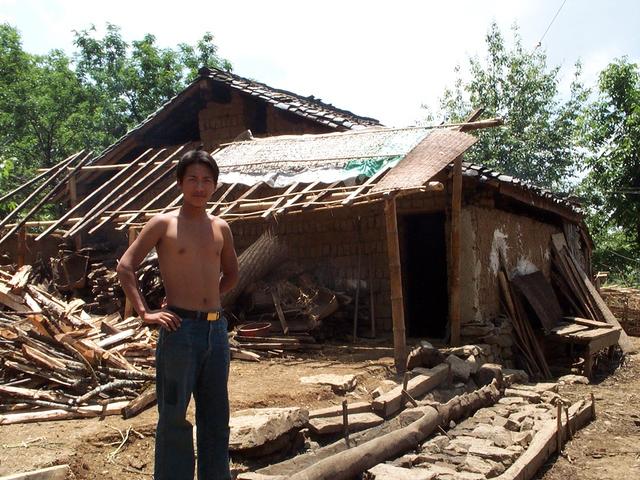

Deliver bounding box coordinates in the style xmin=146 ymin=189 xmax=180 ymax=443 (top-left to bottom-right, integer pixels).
xmin=450 ymin=154 xmax=462 ymax=346
xmin=384 ymin=196 xmax=406 ymax=374
xmin=0 ymin=465 xmax=71 ymax=480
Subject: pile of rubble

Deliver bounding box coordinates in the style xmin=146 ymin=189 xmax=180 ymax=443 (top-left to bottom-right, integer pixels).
xmin=226 ymin=342 xmax=593 ymax=480
xmin=600 ymin=285 xmax=640 ymax=336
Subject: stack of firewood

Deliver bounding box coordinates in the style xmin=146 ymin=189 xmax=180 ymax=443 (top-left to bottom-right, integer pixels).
xmin=230 ymin=332 xmax=321 ymax=362
xmin=0 ymin=266 xmax=157 ymax=425
xmin=85 ymin=262 xmax=124 ymax=314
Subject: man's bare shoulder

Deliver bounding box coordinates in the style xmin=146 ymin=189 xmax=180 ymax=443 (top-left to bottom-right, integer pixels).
xmin=209 ymin=214 xmax=230 ymax=230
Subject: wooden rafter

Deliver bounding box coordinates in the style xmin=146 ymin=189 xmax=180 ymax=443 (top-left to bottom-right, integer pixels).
xmin=64 ymin=149 xmax=169 ymax=238
xmin=302 ymin=180 xmax=343 ymax=210
xmin=218 ymin=182 xmax=264 ymax=218
xmin=87 ymin=147 xmax=185 ymax=235
xmin=261 ymin=182 xmax=300 ymax=219
xmin=208 ymin=183 xmax=238 ymax=215
xmin=117 ymin=178 xmax=177 ymax=230
xmin=35 ymin=149 xmax=154 ymax=241
xmin=341 ymin=166 xmax=391 ymax=206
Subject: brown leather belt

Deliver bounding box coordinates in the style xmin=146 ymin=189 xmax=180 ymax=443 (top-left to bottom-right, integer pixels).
xmin=168 ymin=306 xmax=221 ymax=321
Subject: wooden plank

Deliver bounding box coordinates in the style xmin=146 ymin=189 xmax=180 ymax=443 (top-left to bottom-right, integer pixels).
xmin=384 ymin=196 xmax=406 ymax=374
xmin=309 ymin=401 xmax=372 ymax=419
xmin=552 ymin=233 xmax=633 ymax=353
xmin=450 ymin=154 xmax=462 ymax=346
xmin=372 ymin=363 xmax=449 ymax=418
xmin=550 ymin=323 xmax=589 ymax=336
xmin=271 ymin=287 xmax=289 ymax=335
xmin=585 ymin=328 xmax=621 ymax=353
xmin=309 ymin=412 xmax=384 ymax=435
xmin=0 ymin=464 xmax=71 ymax=480
xmin=262 ymin=182 xmax=300 ymax=219
xmin=564 ymin=317 xmax=613 ymax=329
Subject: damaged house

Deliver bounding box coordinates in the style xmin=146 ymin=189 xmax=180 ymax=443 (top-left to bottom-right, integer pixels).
xmin=0 ymin=67 xmax=628 ymax=376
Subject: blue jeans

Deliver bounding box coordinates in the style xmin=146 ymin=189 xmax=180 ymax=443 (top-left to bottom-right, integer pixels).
xmin=154 ymin=314 xmax=231 ymax=480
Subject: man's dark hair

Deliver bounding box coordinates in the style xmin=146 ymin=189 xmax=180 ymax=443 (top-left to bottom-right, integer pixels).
xmin=176 ymin=150 xmax=219 ymax=183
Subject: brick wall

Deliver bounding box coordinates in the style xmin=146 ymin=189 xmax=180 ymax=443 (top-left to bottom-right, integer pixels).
xmin=198 ymin=91 xmax=335 ymax=150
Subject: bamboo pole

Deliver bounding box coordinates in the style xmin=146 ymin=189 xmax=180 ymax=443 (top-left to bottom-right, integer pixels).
xmin=0 ymin=154 xmax=78 ymax=204
xmin=208 ymin=183 xmax=237 ymax=215
xmin=117 ymin=178 xmax=177 ymax=230
xmin=262 ymin=182 xmax=300 ymax=219
xmin=123 ymin=227 xmax=138 ymax=320
xmin=35 ymin=148 xmax=154 ymax=241
xmin=384 ymin=196 xmax=406 ymax=374
xmin=68 ymin=173 xmax=82 ymax=250
xmin=0 ymin=151 xmax=82 ymax=232
xmin=218 ymin=182 xmax=264 ymax=217
xmin=64 ymin=149 xmax=171 ymax=238
xmin=276 ymin=181 xmax=320 ymax=215
xmin=0 ymin=152 xmax=93 ymax=247
xmin=450 ymin=154 xmax=462 ymax=346
xmin=87 ymin=147 xmax=185 ymax=235
xmin=341 ymin=166 xmax=391 ymax=206
xmin=17 ymin=227 xmax=26 ymax=268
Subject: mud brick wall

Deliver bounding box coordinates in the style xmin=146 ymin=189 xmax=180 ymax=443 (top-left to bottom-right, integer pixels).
xmin=198 ymin=91 xmax=333 ymax=150
xmin=459 ymin=205 xmax=561 ymax=362
xmin=231 ymin=202 xmax=393 ymax=332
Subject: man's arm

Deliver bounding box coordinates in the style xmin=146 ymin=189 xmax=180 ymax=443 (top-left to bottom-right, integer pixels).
xmin=218 ymin=219 xmax=239 ymax=296
xmin=116 ymin=215 xmax=180 ymax=330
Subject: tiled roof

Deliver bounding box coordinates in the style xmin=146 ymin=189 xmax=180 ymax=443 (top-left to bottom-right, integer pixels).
xmin=200 ymin=67 xmax=381 ymax=130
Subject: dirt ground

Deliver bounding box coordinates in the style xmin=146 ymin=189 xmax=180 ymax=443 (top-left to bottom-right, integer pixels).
xmin=1 ymin=337 xmax=639 ymax=480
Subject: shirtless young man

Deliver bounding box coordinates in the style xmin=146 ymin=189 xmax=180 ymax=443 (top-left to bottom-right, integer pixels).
xmin=117 ymin=150 xmax=239 ymax=480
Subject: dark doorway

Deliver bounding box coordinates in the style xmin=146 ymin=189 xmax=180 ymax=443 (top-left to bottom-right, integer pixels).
xmin=401 ymin=212 xmax=448 ymax=339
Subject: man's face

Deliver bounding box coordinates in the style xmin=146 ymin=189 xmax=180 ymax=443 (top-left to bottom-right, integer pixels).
xmin=178 ymin=163 xmax=217 ymax=209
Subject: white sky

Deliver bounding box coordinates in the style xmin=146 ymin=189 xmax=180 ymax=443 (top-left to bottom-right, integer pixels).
xmin=1 ymin=0 xmax=639 ymax=127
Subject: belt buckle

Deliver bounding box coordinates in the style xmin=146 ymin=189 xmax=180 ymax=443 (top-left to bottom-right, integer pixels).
xmin=206 ymin=311 xmax=220 ymax=322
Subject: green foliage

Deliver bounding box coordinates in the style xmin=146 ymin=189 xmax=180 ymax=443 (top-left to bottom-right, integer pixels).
xmin=0 ymin=22 xmax=231 ymax=198
xmin=436 ymin=22 xmax=587 ymax=190
xmin=578 ymin=58 xmax=640 ymax=285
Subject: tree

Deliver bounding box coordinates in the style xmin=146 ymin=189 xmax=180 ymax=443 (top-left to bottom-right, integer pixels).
xmin=0 ymin=23 xmax=232 ymax=197
xmin=435 ymin=22 xmax=587 ymax=190
xmin=73 ymin=24 xmax=231 ymax=143
xmin=0 ymin=24 xmax=92 ymax=197
xmin=578 ymin=59 xmax=640 ymax=283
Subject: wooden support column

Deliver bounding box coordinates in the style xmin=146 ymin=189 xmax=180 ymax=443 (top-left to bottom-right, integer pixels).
xmin=384 ymin=196 xmax=406 ymax=374
xmin=450 ymin=155 xmax=463 ymax=346
xmin=68 ymin=174 xmax=82 ymax=251
xmin=17 ymin=227 xmax=26 ymax=268
xmin=123 ymin=226 xmax=139 ymax=319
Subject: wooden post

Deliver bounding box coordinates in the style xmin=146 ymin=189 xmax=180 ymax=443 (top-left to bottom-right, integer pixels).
xmin=17 ymin=227 xmax=26 ymax=268
xmin=68 ymin=173 xmax=82 ymax=251
xmin=556 ymin=401 xmax=563 ymax=453
xmin=450 ymin=154 xmax=463 ymax=346
xmin=342 ymin=399 xmax=350 ymax=447
xmin=384 ymin=196 xmax=406 ymax=374
xmin=123 ymin=227 xmax=139 ymax=319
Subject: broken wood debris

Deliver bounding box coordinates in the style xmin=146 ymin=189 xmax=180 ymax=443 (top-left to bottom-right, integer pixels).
xmin=0 ymin=266 xmax=157 ymax=424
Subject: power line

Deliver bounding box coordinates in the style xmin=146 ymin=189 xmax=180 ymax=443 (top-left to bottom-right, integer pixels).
xmin=535 ymin=0 xmax=569 ymax=49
